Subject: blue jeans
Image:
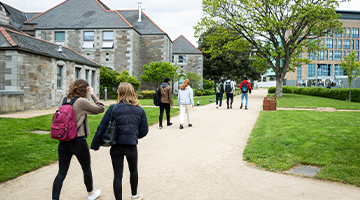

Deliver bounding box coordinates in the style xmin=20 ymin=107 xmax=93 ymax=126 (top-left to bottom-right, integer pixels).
xmin=52 ymin=137 xmax=93 ymax=200
xmin=241 ymin=92 xmax=249 ymax=106
xmin=215 ymin=93 xmax=223 ymax=107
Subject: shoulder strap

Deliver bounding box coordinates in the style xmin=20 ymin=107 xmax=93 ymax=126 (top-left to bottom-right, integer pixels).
xmin=62 ymin=97 xmax=79 ymax=105
xmin=110 ymin=104 xmax=117 ymax=122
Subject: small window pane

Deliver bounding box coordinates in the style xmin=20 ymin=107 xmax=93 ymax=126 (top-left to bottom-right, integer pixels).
xmin=179 ymin=55 xmax=186 ymax=63
xmin=84 ymin=32 xmax=94 ymax=41
xmin=57 ymin=66 xmax=62 ymax=89
xmin=103 ymin=31 xmax=113 ymax=41
xmin=82 ymin=41 xmax=94 ymax=48
xmin=102 ymin=41 xmax=113 ymax=48
xmin=55 ymin=32 xmax=65 ymax=41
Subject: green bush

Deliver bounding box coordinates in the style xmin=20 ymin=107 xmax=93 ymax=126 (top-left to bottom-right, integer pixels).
xmin=193 ymin=89 xmax=216 ymax=96
xmin=203 ymin=80 xmax=215 ymax=90
xmin=137 ymin=90 xmax=155 ymax=99
xmin=268 ymin=86 xmax=360 ymax=102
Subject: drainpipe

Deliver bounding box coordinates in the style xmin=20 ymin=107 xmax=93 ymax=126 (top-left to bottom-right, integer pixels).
xmin=138 ymin=1 xmax=145 ymax=22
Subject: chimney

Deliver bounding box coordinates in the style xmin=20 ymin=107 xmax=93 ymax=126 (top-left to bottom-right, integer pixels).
xmin=138 ymin=1 xmax=145 ymax=23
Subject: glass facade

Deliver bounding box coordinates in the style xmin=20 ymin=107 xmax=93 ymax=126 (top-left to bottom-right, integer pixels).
xmin=308 ymin=64 xmax=315 ymax=77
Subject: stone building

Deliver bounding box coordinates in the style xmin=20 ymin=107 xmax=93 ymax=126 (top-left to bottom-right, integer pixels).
xmin=172 ymin=35 xmax=203 ymax=93
xmin=20 ymin=0 xmax=172 ymax=88
xmin=0 ymin=2 xmax=101 ymax=113
xmin=285 ymin=10 xmax=360 ymax=88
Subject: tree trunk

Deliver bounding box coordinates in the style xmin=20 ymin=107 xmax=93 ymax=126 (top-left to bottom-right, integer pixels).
xmin=274 ymin=78 xmax=283 ymax=97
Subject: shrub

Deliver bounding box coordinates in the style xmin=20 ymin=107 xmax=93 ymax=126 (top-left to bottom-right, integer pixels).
xmin=203 ymin=80 xmax=215 ymax=90
xmin=268 ymin=86 xmax=360 ymax=102
xmin=137 ymin=90 xmax=155 ymax=99
xmin=193 ymin=89 xmax=216 ymax=96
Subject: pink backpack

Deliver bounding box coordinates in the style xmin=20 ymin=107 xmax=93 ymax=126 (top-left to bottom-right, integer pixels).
xmin=51 ymin=97 xmax=79 ymax=141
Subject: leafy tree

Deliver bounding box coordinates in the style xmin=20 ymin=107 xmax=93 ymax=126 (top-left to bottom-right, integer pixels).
xmin=203 ymin=79 xmax=215 ymax=89
xmin=184 ymin=71 xmax=202 ymax=89
xmin=195 ymin=0 xmax=345 ymax=97
xmin=198 ymin=27 xmax=264 ymax=83
xmin=140 ymin=61 xmax=178 ymax=87
xmin=339 ymin=51 xmax=360 ymax=102
xmin=100 ymin=66 xmax=141 ymax=99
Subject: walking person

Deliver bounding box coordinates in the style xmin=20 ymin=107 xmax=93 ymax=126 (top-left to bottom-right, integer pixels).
xmin=91 ymin=82 xmax=148 ymax=200
xmin=214 ymin=78 xmax=224 ymax=109
xmin=239 ymin=77 xmax=252 ymax=110
xmin=159 ymin=77 xmax=173 ymax=129
xmin=178 ymin=79 xmax=194 ymax=129
xmin=223 ymin=76 xmax=235 ymax=109
xmin=52 ymin=79 xmax=105 ymax=200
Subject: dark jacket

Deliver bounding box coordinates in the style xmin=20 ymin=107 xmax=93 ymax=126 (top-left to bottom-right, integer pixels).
xmin=90 ymin=102 xmax=148 ymax=150
xmin=214 ymin=82 xmax=224 ymax=93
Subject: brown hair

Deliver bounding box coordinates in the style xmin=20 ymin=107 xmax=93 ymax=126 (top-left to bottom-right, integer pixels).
xmin=67 ymin=79 xmax=89 ymax=99
xmin=117 ymin=82 xmax=140 ymax=106
xmin=180 ymin=79 xmax=190 ymax=90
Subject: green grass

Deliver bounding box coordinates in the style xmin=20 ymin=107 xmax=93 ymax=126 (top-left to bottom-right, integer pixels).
xmin=0 ymin=106 xmax=179 ymax=183
xmin=271 ymin=93 xmax=360 ymax=110
xmin=245 ymin=93 xmax=360 ymax=186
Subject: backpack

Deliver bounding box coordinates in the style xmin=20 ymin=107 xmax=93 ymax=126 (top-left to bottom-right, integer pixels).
xmin=153 ymin=86 xmax=161 ymax=106
xmin=224 ymin=81 xmax=232 ymax=93
xmin=51 ymin=97 xmax=79 ymax=141
xmin=215 ymin=83 xmax=222 ymax=93
xmin=241 ymin=81 xmax=248 ymax=93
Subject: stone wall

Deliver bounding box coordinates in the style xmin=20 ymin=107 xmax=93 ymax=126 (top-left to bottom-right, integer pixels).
xmin=0 ymin=91 xmax=24 ymax=113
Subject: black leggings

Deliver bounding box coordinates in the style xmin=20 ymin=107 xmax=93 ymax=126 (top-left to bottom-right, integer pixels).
xmin=159 ymin=103 xmax=171 ymax=125
xmin=52 ymin=137 xmax=93 ymax=200
xmin=226 ymin=93 xmax=234 ymax=108
xmin=110 ymin=145 xmax=138 ymax=200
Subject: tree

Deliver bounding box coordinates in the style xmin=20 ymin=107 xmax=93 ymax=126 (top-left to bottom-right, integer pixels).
xmin=100 ymin=66 xmax=141 ymax=98
xmin=195 ymin=0 xmax=345 ymax=97
xmin=198 ymin=27 xmax=264 ymax=83
xmin=339 ymin=51 xmax=360 ymax=102
xmin=184 ymin=71 xmax=202 ymax=89
xmin=140 ymin=61 xmax=178 ymax=88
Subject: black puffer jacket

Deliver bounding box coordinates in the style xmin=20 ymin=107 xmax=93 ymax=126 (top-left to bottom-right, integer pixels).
xmin=91 ymin=102 xmax=148 ymax=150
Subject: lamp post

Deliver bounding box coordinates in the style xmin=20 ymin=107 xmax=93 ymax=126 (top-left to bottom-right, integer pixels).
xmin=104 ymin=87 xmax=107 ymax=101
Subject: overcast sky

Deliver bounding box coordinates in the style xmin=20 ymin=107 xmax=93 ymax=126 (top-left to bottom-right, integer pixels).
xmin=6 ymin=0 xmax=360 ymax=47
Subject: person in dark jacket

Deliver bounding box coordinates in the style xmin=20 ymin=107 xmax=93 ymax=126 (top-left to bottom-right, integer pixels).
xmin=91 ymin=82 xmax=148 ymax=200
xmin=159 ymin=77 xmax=173 ymax=129
xmin=214 ymin=78 xmax=224 ymax=109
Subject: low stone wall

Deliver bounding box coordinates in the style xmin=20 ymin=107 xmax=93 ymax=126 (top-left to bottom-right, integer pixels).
xmin=0 ymin=91 xmax=25 ymax=114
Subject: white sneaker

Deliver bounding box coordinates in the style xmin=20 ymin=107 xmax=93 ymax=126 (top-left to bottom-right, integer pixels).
xmin=132 ymin=193 xmax=143 ymax=200
xmin=219 ymin=106 xmax=221 ymax=109
xmin=88 ymin=189 xmax=101 ymax=200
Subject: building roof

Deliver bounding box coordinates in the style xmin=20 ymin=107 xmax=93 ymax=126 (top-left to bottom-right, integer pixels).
xmin=0 ymin=26 xmax=100 ymax=67
xmin=118 ymin=10 xmax=165 ymax=35
xmin=337 ymin=10 xmax=360 ymax=20
xmin=1 ymin=2 xmax=27 ymax=29
xmin=24 ymin=0 xmax=132 ymax=29
xmin=25 ymin=12 xmax=41 ymax=20
xmin=172 ymin=35 xmax=202 ymax=54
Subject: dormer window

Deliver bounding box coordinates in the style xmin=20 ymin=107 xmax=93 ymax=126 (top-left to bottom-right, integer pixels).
xmin=102 ymin=31 xmax=114 ymax=49
xmin=83 ymin=31 xmax=94 ymax=49
xmin=55 ymin=32 xmax=65 ymax=46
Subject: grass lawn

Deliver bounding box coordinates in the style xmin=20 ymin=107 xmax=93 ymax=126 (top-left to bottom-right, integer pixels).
xmin=271 ymin=93 xmax=360 ymax=110
xmin=245 ymin=94 xmax=360 ymax=186
xmin=0 ymin=106 xmax=179 ymax=183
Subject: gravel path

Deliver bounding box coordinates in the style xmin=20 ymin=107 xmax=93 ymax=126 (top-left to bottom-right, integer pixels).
xmin=1 ymin=89 xmax=360 ymax=200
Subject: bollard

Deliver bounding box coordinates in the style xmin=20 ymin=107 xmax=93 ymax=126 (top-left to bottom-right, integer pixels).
xmin=210 ymin=98 xmax=212 ymax=102
xmin=197 ymin=101 xmax=200 ymax=106
xmin=104 ymin=87 xmax=107 ymax=101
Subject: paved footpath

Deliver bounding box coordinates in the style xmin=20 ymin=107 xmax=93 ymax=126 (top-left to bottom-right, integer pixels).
xmin=1 ymin=89 xmax=360 ymax=200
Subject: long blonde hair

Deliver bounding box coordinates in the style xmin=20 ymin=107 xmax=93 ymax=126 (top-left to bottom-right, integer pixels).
xmin=180 ymin=79 xmax=190 ymax=90
xmin=117 ymin=82 xmax=140 ymax=106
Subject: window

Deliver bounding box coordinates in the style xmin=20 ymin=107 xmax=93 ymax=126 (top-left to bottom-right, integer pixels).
xmin=356 ymin=51 xmax=359 ymax=60
xmin=344 ymin=51 xmax=346 ymax=59
xmin=334 ymin=64 xmax=344 ymax=75
xmin=347 ymin=28 xmax=351 ymax=38
xmin=317 ymin=50 xmax=324 ymax=60
xmin=335 ymin=29 xmax=342 ymax=37
xmin=353 ymin=28 xmax=359 ymax=38
xmin=57 ymin=66 xmax=62 ymax=89
xmin=326 ymin=39 xmax=333 ymax=49
xmin=329 ymin=50 xmax=333 ymax=60
xmin=55 ymin=32 xmax=65 ymax=46
xmin=338 ymin=39 xmax=342 ymax=49
xmin=91 ymin=71 xmax=95 ymax=88
xmin=75 ymin=68 xmax=81 ymax=79
xmin=325 ymin=50 xmax=328 ymax=60
xmin=308 ymin=64 xmax=315 ymax=77
xmin=102 ymin=31 xmax=114 ymax=49
xmin=317 ymin=64 xmax=331 ymax=76
xmin=172 ymin=55 xmax=174 ymax=63
xmin=356 ymin=40 xmax=359 ymax=50
xmin=334 ymin=51 xmax=342 ymax=60
xmin=344 ymin=39 xmax=350 ymax=49
xmin=297 ymin=66 xmax=301 ymax=79
xmin=83 ymin=31 xmax=94 ymax=48
xmin=85 ymin=69 xmax=89 ymax=81
xmin=179 ymin=55 xmax=186 ymax=63
xmin=308 ymin=51 xmax=315 ymax=60
xmin=352 ymin=40 xmax=355 ymax=49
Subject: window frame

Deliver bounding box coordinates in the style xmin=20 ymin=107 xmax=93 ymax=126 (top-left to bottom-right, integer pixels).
xmin=83 ymin=31 xmax=95 ymax=49
xmin=54 ymin=31 xmax=65 ymax=46
xmin=102 ymin=31 xmax=114 ymax=49
xmin=178 ymin=55 xmax=186 ymax=63
xmin=57 ymin=66 xmax=63 ymax=89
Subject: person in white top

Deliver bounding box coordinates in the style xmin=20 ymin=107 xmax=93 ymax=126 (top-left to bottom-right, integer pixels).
xmin=177 ymin=79 xmax=194 ymax=129
xmin=223 ymin=76 xmax=235 ymax=109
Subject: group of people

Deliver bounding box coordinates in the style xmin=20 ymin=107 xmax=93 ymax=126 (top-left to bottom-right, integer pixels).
xmin=158 ymin=77 xmax=194 ymax=129
xmin=52 ymin=79 xmax=148 ymax=200
xmin=214 ymin=76 xmax=252 ymax=110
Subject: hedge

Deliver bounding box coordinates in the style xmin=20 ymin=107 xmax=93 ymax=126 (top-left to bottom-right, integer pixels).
xmin=193 ymin=89 xmax=216 ymax=96
xmin=137 ymin=90 xmax=155 ymax=99
xmin=268 ymin=86 xmax=360 ymax=102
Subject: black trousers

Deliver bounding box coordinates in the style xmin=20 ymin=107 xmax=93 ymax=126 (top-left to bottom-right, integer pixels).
xmin=159 ymin=103 xmax=171 ymax=125
xmin=110 ymin=145 xmax=138 ymax=200
xmin=52 ymin=137 xmax=93 ymax=200
xmin=226 ymin=93 xmax=234 ymax=108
